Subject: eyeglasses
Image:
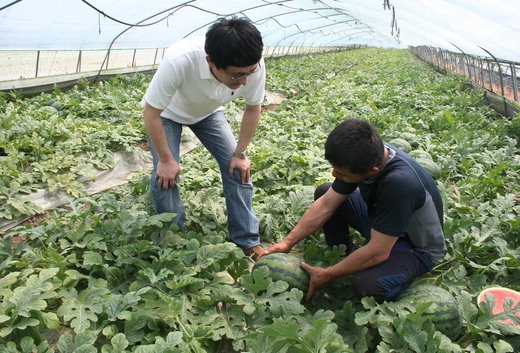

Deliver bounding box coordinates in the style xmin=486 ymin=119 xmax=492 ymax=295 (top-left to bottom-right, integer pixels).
xmin=227 ymin=63 xmax=261 ymax=82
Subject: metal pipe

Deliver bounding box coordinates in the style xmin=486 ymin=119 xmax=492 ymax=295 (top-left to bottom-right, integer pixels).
xmin=510 ymin=62 xmax=519 ymax=102
xmin=76 ymin=50 xmax=82 ymax=73
xmin=35 ymin=50 xmax=40 ymax=78
xmin=479 ymin=46 xmax=508 ymax=115
xmin=153 ymin=48 xmax=158 ymax=65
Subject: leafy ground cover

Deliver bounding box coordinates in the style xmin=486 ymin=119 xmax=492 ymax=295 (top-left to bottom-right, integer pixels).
xmin=0 ymin=48 xmax=519 ymax=352
xmin=0 ymin=76 xmax=149 ymax=221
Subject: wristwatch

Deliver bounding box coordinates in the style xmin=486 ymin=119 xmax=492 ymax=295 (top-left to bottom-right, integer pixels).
xmin=232 ymin=150 xmax=248 ymax=159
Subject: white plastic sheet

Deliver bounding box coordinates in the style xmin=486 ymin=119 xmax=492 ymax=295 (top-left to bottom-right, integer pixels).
xmin=0 ymin=0 xmax=518 ymax=61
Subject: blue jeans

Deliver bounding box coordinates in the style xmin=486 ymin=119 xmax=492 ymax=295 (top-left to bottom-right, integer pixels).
xmin=315 ymin=183 xmax=435 ymax=302
xmin=149 ymin=111 xmax=260 ymax=249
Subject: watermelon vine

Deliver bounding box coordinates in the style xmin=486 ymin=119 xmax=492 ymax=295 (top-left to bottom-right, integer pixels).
xmin=0 ymin=48 xmax=519 ymax=352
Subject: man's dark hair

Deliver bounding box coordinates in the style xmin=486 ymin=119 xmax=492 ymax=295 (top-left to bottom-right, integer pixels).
xmin=325 ymin=119 xmax=385 ymax=174
xmin=205 ymin=16 xmax=263 ymax=69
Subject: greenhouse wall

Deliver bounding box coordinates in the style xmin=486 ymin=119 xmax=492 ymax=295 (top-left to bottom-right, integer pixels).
xmin=0 ymin=45 xmax=351 ymax=85
xmin=0 ymin=45 xmax=359 ymax=98
xmin=410 ymin=45 xmax=520 ymax=116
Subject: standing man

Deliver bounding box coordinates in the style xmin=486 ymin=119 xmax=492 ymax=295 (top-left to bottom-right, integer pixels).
xmin=260 ymin=119 xmax=447 ymax=302
xmin=142 ymin=17 xmax=266 ymax=259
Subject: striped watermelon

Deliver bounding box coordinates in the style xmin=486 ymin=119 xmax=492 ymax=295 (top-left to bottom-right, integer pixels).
xmin=389 ymin=138 xmax=412 ymax=152
xmin=409 ymin=149 xmax=433 ymax=161
xmin=416 ymin=157 xmax=442 ymax=179
xmin=252 ymin=252 xmax=309 ymax=292
xmin=398 ymin=132 xmax=420 ymax=148
xmin=397 ymin=283 xmax=462 ymax=339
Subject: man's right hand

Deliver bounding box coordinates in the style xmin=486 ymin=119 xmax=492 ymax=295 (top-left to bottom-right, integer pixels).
xmin=256 ymin=240 xmax=293 ymax=260
xmin=156 ymin=160 xmax=181 ymax=190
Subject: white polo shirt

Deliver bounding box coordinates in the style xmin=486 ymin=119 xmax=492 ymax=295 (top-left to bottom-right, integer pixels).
xmin=142 ymin=36 xmax=266 ymax=125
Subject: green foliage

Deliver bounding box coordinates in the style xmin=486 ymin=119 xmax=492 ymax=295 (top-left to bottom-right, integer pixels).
xmin=244 ymin=310 xmax=352 ymax=353
xmin=1 ymin=48 xmax=519 ymax=351
xmin=0 ymin=74 xmax=149 ymax=221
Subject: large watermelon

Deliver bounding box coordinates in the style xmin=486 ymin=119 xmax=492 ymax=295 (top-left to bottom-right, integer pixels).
xmin=416 ymin=157 xmax=442 ymax=179
xmin=408 ymin=149 xmax=433 ymax=161
xmin=388 ymin=138 xmax=412 ymax=152
xmin=398 ymin=132 xmax=420 ymax=148
xmin=397 ymin=283 xmax=462 ymax=339
xmin=252 ymin=252 xmax=309 ymax=292
xmin=477 ymin=286 xmax=520 ymax=329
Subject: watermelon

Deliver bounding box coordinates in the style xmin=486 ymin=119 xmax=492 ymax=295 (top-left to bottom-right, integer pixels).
xmin=416 ymin=157 xmax=441 ymax=179
xmin=477 ymin=286 xmax=520 ymax=329
xmin=398 ymin=132 xmax=420 ymax=148
xmin=47 ymin=99 xmax=63 ymax=110
xmin=388 ymin=138 xmax=412 ymax=152
xmin=409 ymin=149 xmax=433 ymax=161
xmin=252 ymin=252 xmax=309 ymax=292
xmin=397 ymin=283 xmax=462 ymax=339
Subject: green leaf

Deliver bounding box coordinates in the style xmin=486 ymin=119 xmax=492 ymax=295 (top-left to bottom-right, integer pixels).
xmin=9 ymin=268 xmax=59 ymax=318
xmin=0 ymin=326 xmax=13 ymax=338
xmin=82 ymin=251 xmax=104 ymax=267
xmin=259 ymin=318 xmax=300 ymax=339
xmin=195 ymin=242 xmax=238 ymax=271
xmin=40 ymin=311 xmax=61 ymax=329
xmin=257 ymin=283 xmax=306 ymax=316
xmin=101 ymin=333 xmax=130 ymax=353
xmin=165 ymin=274 xmax=205 ymax=292
xmin=20 ymin=336 xmax=50 ymax=353
xmin=248 ymin=311 xmax=351 ymax=353
xmin=0 ymin=271 xmax=20 ymax=292
xmin=57 ymin=285 xmax=109 ymax=333
xmin=104 ymin=287 xmax=150 ymax=322
xmin=57 ymin=331 xmax=98 ymax=353
xmin=12 ymin=317 xmax=40 ymax=330
xmin=240 ymin=266 xmax=271 ymax=296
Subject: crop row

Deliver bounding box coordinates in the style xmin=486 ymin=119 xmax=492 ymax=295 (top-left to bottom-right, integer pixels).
xmin=0 ymin=48 xmax=518 ymax=352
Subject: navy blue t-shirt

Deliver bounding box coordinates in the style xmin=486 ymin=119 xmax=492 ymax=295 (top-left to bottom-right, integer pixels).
xmin=331 ymin=146 xmax=447 ymax=261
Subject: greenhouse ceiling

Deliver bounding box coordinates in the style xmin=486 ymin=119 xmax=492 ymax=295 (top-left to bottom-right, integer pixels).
xmin=0 ymin=0 xmax=519 ymax=62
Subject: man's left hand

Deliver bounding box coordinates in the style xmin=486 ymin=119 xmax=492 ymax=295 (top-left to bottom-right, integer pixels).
xmin=300 ymin=262 xmax=333 ymax=302
xmin=229 ymin=156 xmax=251 ymax=183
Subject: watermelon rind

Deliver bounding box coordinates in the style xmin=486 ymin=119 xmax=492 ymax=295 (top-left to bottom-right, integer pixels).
xmin=476 ymin=286 xmax=520 ymax=309
xmin=388 ymin=138 xmax=412 ymax=152
xmin=409 ymin=149 xmax=433 ymax=161
xmin=397 ymin=283 xmax=462 ymax=340
xmin=252 ymin=252 xmax=309 ymax=292
xmin=476 ymin=286 xmax=520 ymax=330
xmin=398 ymin=132 xmax=420 ymax=148
xmin=416 ymin=157 xmax=441 ymax=179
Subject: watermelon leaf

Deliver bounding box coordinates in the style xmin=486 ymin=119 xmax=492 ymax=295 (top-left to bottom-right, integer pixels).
xmin=100 ymin=333 xmax=130 ymax=353
xmin=258 ymin=282 xmax=306 ymax=316
xmin=57 ymin=331 xmax=98 ymax=353
xmin=240 ymin=266 xmax=271 ymax=296
xmin=57 ymin=285 xmax=109 ymax=333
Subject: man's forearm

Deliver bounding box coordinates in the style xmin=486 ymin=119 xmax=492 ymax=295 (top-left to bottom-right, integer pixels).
xmin=284 ymin=199 xmax=333 ymax=247
xmin=235 ymin=105 xmax=261 ymax=153
xmin=143 ymin=104 xmax=174 ymax=163
xmin=325 ymin=248 xmax=369 ymax=278
xmin=325 ymin=231 xmax=397 ymax=278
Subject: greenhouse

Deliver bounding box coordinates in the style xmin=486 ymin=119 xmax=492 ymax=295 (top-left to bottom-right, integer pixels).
xmin=0 ymin=1 xmax=519 ymax=352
